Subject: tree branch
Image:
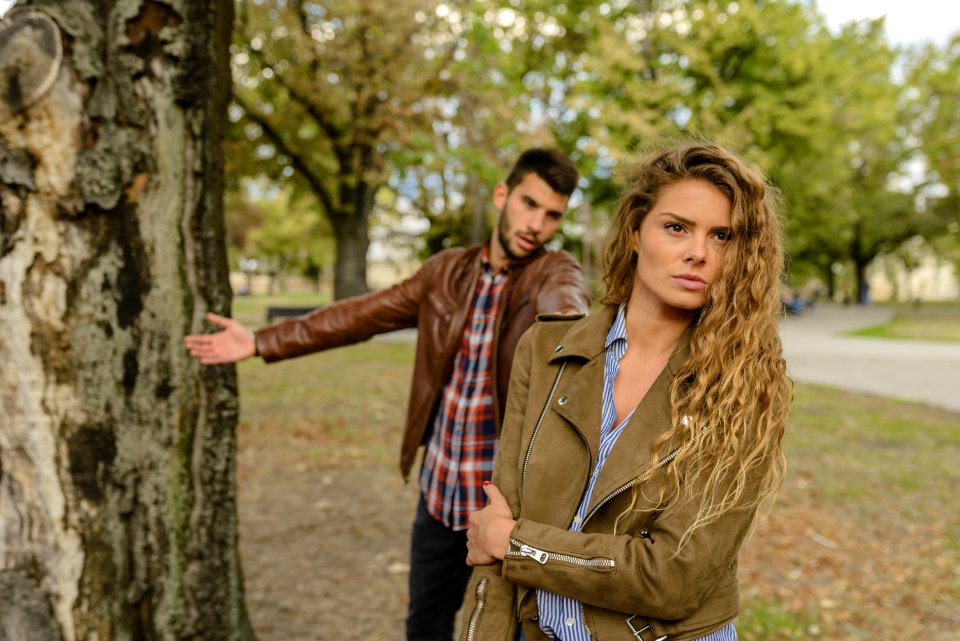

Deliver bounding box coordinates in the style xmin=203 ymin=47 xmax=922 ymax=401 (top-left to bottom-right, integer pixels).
xmin=233 ymin=92 xmax=338 ymax=216
xmin=247 ymin=46 xmax=348 ymax=167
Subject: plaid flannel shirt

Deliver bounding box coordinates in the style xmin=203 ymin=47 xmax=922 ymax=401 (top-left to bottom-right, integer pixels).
xmin=419 ymin=248 xmax=506 ymax=530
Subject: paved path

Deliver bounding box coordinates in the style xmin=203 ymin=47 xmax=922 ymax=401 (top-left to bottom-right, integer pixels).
xmin=779 ymin=304 xmax=960 ymax=413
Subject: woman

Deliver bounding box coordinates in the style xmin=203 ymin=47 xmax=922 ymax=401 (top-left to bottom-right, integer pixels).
xmin=460 ymin=143 xmax=790 ymax=641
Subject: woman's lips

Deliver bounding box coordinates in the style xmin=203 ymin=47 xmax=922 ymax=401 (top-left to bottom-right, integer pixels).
xmin=674 ymin=274 xmax=707 ymax=290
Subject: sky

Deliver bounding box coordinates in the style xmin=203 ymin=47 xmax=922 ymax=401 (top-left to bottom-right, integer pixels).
xmin=815 ymin=0 xmax=959 ymax=46
xmin=0 ymin=1 xmax=956 ymax=46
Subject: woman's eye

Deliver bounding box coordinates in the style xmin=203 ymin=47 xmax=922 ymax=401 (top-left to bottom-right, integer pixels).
xmin=665 ymin=223 xmax=684 ymax=233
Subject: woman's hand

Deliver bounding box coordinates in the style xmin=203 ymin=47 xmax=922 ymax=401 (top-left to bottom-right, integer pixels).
xmin=466 ymin=482 xmax=516 ymax=566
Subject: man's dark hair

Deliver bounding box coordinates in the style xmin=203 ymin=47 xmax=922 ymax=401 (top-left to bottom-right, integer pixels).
xmin=504 ymin=148 xmax=579 ymax=197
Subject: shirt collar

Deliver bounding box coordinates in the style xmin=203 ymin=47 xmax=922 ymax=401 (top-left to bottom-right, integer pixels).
xmin=480 ymin=244 xmax=496 ymax=271
xmin=604 ymin=303 xmax=628 ymax=350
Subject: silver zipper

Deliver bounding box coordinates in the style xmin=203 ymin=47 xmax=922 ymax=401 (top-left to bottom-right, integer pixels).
xmin=465 ymin=577 xmax=487 ymax=641
xmin=521 ymin=362 xmax=566 ymax=492
xmin=507 ymin=538 xmax=615 ymax=569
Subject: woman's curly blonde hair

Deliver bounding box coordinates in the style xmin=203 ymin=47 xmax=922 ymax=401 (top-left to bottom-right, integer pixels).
xmin=603 ymin=142 xmax=791 ymax=551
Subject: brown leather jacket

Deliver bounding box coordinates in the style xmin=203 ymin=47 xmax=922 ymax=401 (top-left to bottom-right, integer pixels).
xmin=253 ymin=244 xmax=589 ymax=479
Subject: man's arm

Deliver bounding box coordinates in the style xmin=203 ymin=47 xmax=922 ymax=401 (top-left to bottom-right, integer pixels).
xmin=185 ymin=255 xmax=436 ymax=366
xmin=536 ymin=251 xmax=589 ymax=315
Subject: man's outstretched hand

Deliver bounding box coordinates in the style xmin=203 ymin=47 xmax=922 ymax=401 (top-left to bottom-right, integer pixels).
xmin=184 ymin=312 xmax=257 ymax=365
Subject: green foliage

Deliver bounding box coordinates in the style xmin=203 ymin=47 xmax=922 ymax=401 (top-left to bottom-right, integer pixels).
xmin=905 ymin=36 xmax=960 ymax=274
xmin=229 ymin=0 xmax=463 ymax=297
xmin=226 ymin=0 xmax=960 ymax=298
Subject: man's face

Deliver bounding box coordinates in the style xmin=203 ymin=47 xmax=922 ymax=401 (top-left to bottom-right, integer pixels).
xmin=490 ymin=172 xmax=570 ymax=266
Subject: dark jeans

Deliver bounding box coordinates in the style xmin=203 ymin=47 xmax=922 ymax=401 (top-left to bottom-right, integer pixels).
xmin=406 ymin=494 xmax=472 ymax=641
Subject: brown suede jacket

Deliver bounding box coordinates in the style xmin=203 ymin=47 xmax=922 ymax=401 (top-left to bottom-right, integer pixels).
xmin=253 ymin=244 xmax=589 ymax=480
xmin=461 ymin=307 xmax=764 ymax=641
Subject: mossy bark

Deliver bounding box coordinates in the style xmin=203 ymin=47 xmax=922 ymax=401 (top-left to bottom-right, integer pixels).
xmin=0 ymin=1 xmax=253 ymax=640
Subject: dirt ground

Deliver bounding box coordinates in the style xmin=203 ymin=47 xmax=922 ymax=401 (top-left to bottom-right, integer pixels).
xmin=237 ymin=429 xmax=419 ymax=641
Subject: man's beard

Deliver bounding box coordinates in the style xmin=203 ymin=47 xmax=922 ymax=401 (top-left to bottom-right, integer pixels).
xmin=497 ymin=205 xmax=538 ymax=262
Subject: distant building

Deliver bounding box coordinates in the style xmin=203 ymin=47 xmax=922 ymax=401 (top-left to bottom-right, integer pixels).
xmin=868 ymin=253 xmax=959 ymax=302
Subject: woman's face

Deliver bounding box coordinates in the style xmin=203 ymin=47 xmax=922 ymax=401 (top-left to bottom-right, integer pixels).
xmin=630 ymin=178 xmax=732 ymax=317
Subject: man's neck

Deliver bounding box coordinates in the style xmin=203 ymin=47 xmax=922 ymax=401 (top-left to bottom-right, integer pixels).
xmin=487 ymin=241 xmax=508 ymax=271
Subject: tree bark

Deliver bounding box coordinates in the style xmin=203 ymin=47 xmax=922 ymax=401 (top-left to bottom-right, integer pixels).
xmin=0 ymin=2 xmax=253 ymax=640
xmin=330 ymin=176 xmax=376 ymax=298
xmin=330 ymin=207 xmax=371 ymax=299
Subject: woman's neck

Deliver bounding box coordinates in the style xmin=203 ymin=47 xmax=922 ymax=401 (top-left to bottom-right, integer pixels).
xmin=622 ymin=297 xmax=694 ymax=359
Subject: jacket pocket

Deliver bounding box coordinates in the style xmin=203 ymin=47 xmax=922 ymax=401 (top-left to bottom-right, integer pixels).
xmin=464 ymin=577 xmax=488 ymax=641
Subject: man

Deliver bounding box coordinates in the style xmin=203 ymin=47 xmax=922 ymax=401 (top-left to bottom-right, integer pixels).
xmin=184 ymin=148 xmax=589 ymax=641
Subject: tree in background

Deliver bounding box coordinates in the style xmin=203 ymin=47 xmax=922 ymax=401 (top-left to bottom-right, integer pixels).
xmin=230 ymin=0 xmax=460 ymax=299
xmin=389 ymin=0 xmax=599 ymax=259
xmin=907 ymin=34 xmax=960 ymax=278
xmin=0 ymin=2 xmax=252 ymax=640
xmin=565 ymin=0 xmax=952 ymax=301
xmin=228 ymin=0 xmax=958 ymax=302
xmin=245 ymin=185 xmax=333 ymax=294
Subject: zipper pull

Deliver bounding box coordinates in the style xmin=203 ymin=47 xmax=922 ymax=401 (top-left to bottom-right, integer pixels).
xmin=519 ymin=544 xmax=549 ymax=564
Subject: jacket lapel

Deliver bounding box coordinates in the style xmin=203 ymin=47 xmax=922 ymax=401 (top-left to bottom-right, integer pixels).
xmin=585 ymin=324 xmax=694 ymax=517
xmin=547 ymin=307 xmax=615 ymax=466
xmin=584 ymin=366 xmax=673 ymax=514
xmin=540 ymin=307 xmax=695 ymax=520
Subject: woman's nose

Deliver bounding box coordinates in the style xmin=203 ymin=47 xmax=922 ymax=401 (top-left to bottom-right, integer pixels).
xmin=684 ymin=238 xmax=707 ymax=264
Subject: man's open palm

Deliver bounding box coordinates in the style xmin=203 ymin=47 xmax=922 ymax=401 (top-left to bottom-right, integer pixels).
xmin=184 ymin=313 xmax=256 ymax=364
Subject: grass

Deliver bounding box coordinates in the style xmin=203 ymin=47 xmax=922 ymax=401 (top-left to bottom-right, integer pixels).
xmin=736 ymin=384 xmax=960 ymax=640
xmin=232 ymin=291 xmax=330 ymax=327
xmin=848 ymin=306 xmax=960 ymax=342
xmin=232 ymin=293 xmax=960 ymax=640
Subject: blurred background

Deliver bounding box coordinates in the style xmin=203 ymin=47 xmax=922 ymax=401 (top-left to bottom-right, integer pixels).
xmin=5 ymin=0 xmax=954 ymax=306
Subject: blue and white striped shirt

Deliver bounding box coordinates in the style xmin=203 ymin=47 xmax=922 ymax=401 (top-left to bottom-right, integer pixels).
xmin=535 ymin=305 xmax=737 ymax=641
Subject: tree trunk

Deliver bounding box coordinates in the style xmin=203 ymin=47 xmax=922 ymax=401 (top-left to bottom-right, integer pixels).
xmin=330 ymin=185 xmax=372 ymax=299
xmin=467 ymin=170 xmax=487 ymax=246
xmin=824 ymin=263 xmax=837 ymax=300
xmin=850 ymin=221 xmax=869 ymax=305
xmin=854 ymin=256 xmax=870 ymax=305
xmin=0 ymin=2 xmax=253 ymax=641
xmin=331 ymin=211 xmax=370 ymax=298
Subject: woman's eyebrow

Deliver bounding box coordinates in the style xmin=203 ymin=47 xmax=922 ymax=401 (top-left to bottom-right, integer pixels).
xmin=658 ymin=212 xmax=730 ymax=232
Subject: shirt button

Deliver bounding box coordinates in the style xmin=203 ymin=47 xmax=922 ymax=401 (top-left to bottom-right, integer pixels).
xmin=565 ymin=616 xmax=575 ymax=627
xmin=573 ymin=515 xmax=583 ymax=525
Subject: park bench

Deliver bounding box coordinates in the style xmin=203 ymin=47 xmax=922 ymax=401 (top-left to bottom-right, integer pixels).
xmin=265 ymin=306 xmax=322 ymax=323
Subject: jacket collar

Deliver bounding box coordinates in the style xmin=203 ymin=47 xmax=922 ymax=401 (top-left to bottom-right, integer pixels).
xmin=547 ymin=305 xmax=697 ymax=511
xmin=547 ymin=305 xmax=616 ymax=364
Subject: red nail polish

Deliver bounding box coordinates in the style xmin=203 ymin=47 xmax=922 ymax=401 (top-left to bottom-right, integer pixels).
xmin=483 ymin=481 xmax=490 ymax=487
